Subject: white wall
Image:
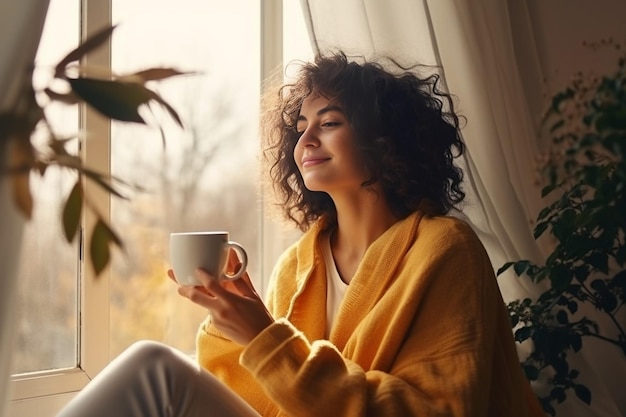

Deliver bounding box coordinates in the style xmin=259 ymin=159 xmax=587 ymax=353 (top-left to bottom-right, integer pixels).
xmin=524 ymin=0 xmax=626 ymax=121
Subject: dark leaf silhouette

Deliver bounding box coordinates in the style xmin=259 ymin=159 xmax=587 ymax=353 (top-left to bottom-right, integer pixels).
xmin=62 ymin=180 xmax=83 ymax=242
xmin=56 ymin=25 xmax=117 ymax=72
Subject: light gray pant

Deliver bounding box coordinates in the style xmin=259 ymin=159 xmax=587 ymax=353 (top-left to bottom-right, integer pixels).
xmin=56 ymin=340 xmax=261 ymax=417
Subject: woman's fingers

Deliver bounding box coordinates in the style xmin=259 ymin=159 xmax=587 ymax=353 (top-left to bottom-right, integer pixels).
xmin=171 ymin=266 xmax=272 ymax=345
xmin=226 ymin=249 xmax=240 ymax=270
xmin=167 ymin=269 xmax=178 ymax=283
xmin=225 ymin=249 xmax=251 ymax=280
xmin=232 ymin=272 xmax=260 ymax=298
xmin=177 ymin=286 xmax=227 ymax=312
xmin=177 ymin=269 xmax=225 ymax=307
xmin=194 ymin=268 xmax=230 ymax=295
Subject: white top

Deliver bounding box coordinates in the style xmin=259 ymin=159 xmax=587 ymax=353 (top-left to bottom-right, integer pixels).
xmin=321 ymin=233 xmax=349 ymax=338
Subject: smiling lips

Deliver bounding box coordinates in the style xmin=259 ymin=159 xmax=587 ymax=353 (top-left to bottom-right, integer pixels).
xmin=301 ymin=156 xmax=330 ymax=167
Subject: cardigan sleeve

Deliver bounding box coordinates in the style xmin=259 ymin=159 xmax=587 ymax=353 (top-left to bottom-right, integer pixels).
xmin=240 ymin=319 xmax=370 ymax=416
xmin=195 ymin=245 xmax=300 ymax=416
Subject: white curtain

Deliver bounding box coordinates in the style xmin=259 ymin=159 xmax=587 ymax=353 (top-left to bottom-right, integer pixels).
xmin=300 ymin=0 xmax=544 ymax=304
xmin=299 ymin=0 xmax=625 ymax=415
xmin=0 ymin=1 xmax=50 ymax=415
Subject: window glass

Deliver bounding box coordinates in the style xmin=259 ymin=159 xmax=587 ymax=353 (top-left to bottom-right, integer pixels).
xmin=11 ymin=0 xmax=80 ymax=375
xmin=110 ymin=0 xmax=261 ymax=357
xmin=11 ymin=0 xmax=314 ymax=377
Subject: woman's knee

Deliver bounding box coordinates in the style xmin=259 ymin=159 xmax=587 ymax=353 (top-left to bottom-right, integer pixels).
xmin=114 ymin=340 xmax=184 ymax=371
xmin=110 ymin=340 xmax=180 ymax=372
xmin=96 ymin=340 xmax=201 ymax=396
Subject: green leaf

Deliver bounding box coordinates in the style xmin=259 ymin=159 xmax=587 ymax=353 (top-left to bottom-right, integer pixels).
xmin=142 ymin=88 xmax=184 ymax=128
xmin=515 ymin=326 xmax=533 ymax=342
xmin=616 ymin=246 xmax=626 ymax=265
xmin=44 ymin=87 xmax=81 ymax=105
xmin=551 ymin=387 xmax=566 ymax=404
xmin=62 ymin=180 xmax=82 ymax=242
xmin=514 ymin=261 xmax=531 ymax=276
xmin=523 ymin=364 xmax=540 ymax=381
xmin=556 ymin=296 xmax=568 ymax=306
xmin=587 ymin=252 xmax=609 ymax=274
xmin=571 ymin=333 xmax=582 ymax=352
xmin=538 ymin=290 xmax=557 ymax=303
xmin=541 ymin=184 xmax=556 ymax=198
xmin=549 ymin=119 xmax=565 ymax=133
xmin=89 ymin=219 xmax=123 ymax=276
xmin=542 ymin=399 xmax=556 ymax=416
xmin=90 ymin=220 xmax=111 ymax=276
xmin=591 ymin=279 xmax=606 ymax=292
xmin=11 ymin=168 xmax=33 ymax=219
xmin=573 ymin=266 xmax=590 ymax=283
xmin=56 ymin=25 xmax=117 ymax=72
xmin=553 ymin=357 xmax=569 ymax=376
xmin=52 ymin=153 xmax=131 ymax=199
xmin=116 ymin=67 xmax=192 ymax=83
xmin=534 ymin=268 xmax=550 ymax=283
xmin=7 ymin=137 xmax=35 ymax=219
xmin=600 ymin=293 xmax=618 ymax=313
xmin=556 ymin=309 xmax=569 ymax=324
xmin=612 ymin=270 xmax=626 ymax=286
xmin=81 ymin=168 xmax=128 ymax=199
xmin=550 ymin=88 xmax=575 ymax=113
xmin=602 ymin=133 xmax=626 ymax=155
xmin=567 ymin=300 xmax=578 ymax=314
xmin=574 ymin=384 xmax=592 ymax=405
xmin=537 ymin=206 xmax=552 ymax=221
xmin=497 ymin=262 xmax=514 ymax=276
xmin=549 ymin=264 xmax=572 ymax=290
xmin=534 ymin=222 xmax=549 ymax=239
xmin=69 ymin=77 xmax=152 ymax=123
xmin=68 ymin=77 xmax=184 ymax=128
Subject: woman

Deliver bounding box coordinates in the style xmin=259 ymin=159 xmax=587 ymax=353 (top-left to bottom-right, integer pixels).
xmin=57 ymin=52 xmax=543 ymax=417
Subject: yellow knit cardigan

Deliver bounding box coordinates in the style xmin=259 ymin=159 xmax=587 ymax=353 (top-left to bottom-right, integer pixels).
xmin=197 ymin=211 xmax=544 ymax=417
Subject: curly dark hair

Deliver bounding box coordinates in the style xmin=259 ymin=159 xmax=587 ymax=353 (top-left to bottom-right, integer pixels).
xmin=262 ymin=52 xmax=465 ymax=231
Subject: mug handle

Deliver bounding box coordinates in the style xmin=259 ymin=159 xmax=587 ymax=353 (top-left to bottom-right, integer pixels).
xmin=222 ymin=241 xmax=248 ymax=281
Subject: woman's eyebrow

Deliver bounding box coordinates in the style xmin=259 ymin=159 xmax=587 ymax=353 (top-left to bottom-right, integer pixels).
xmin=297 ymin=105 xmax=344 ymax=122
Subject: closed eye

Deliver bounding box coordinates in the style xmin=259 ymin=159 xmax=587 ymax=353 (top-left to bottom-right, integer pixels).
xmin=322 ymin=121 xmax=341 ymax=128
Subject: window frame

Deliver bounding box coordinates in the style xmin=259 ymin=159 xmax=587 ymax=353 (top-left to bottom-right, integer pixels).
xmin=9 ymin=1 xmax=286 ymax=415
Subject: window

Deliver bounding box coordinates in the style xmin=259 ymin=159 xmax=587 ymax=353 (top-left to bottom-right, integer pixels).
xmin=9 ymin=1 xmax=312 ymax=416
xmin=11 ymin=0 xmax=81 ymax=377
xmin=108 ymin=0 xmax=263 ymax=358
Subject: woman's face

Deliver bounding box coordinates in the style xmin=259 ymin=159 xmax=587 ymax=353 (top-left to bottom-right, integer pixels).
xmin=294 ymin=94 xmax=369 ymax=195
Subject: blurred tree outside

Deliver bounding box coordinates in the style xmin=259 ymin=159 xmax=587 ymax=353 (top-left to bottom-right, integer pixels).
xmin=104 ymin=0 xmax=264 ymax=357
xmin=109 ymin=61 xmax=260 ymax=358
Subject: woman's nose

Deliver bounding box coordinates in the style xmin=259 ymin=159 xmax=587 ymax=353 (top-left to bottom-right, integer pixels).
xmin=296 ymin=127 xmax=319 ymax=148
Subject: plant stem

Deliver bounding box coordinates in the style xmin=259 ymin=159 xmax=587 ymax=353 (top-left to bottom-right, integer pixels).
xmin=586 ymin=332 xmax=624 ymax=349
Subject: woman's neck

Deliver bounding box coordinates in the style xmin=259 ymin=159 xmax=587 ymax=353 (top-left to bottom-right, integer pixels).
xmin=329 ymin=188 xmax=399 ymax=283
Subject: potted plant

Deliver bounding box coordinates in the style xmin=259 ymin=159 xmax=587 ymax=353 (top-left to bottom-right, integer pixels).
xmin=0 ymin=20 xmax=187 ymax=414
xmin=1 ymin=19 xmax=186 ymax=398
xmin=498 ymin=47 xmax=626 ymax=415
xmin=1 ymin=25 xmax=186 ymax=274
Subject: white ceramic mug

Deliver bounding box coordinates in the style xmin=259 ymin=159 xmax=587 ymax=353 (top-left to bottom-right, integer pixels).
xmin=169 ymin=231 xmax=248 ymax=286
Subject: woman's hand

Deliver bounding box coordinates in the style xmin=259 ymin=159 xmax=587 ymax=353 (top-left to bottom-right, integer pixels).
xmin=167 ymin=251 xmax=274 ymax=345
